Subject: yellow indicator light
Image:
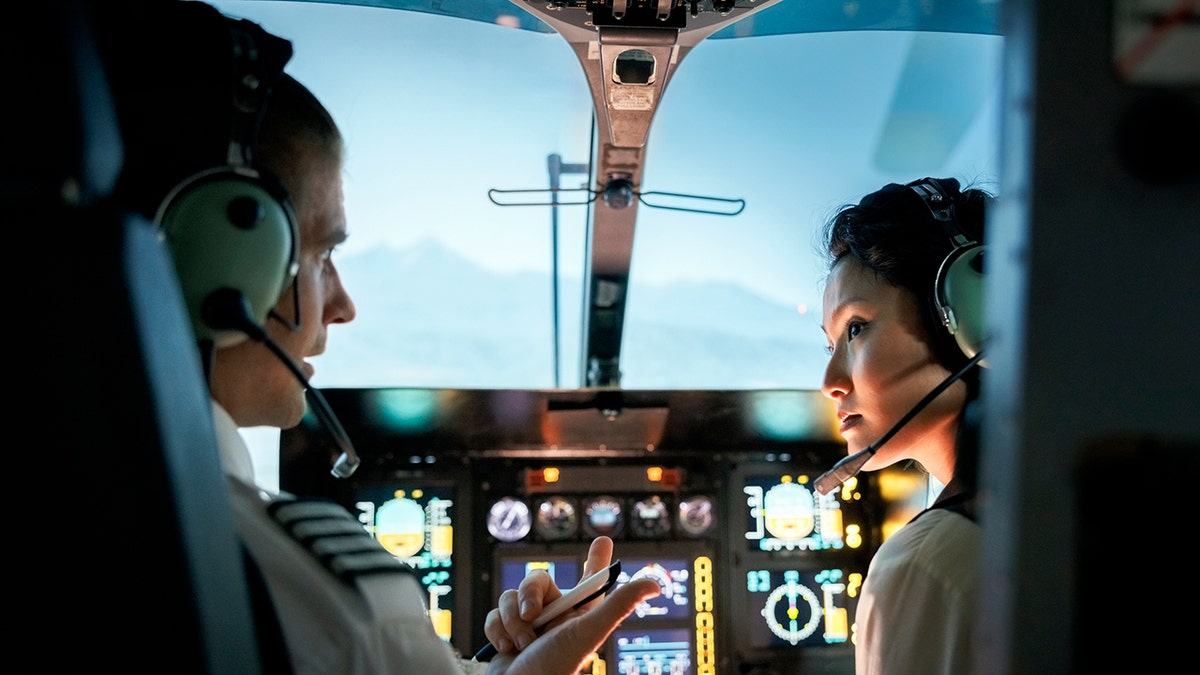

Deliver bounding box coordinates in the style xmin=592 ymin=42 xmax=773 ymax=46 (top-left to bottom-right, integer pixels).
xmin=695 ymin=556 xmax=716 ymax=674
xmin=845 ymin=524 xmax=863 ymax=549
xmin=646 ymin=466 xmax=663 ymax=482
xmin=542 ymin=467 xmax=560 ymax=483
xmin=840 ymin=478 xmax=859 ymax=501
xmin=847 ymin=572 xmax=863 ymax=598
xmin=826 ymin=607 xmax=849 ymax=638
xmin=582 ymin=652 xmax=604 ymax=675
xmin=430 ymin=608 xmax=452 ymax=640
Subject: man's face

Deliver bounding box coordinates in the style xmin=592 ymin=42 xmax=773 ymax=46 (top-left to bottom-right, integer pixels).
xmin=210 ymin=148 xmax=356 ymax=429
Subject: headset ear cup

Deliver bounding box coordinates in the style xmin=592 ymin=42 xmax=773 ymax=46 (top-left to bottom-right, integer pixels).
xmin=936 ymin=245 xmax=987 ymax=366
xmin=157 ymin=168 xmax=298 ymax=347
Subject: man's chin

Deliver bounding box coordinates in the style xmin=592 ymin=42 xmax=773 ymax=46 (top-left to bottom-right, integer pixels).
xmin=281 ymin=412 xmax=307 ymax=431
xmin=275 ymin=387 xmax=310 ymax=430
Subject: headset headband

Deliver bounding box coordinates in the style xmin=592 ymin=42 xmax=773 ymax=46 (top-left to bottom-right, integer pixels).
xmin=908 ymin=177 xmax=976 ymax=249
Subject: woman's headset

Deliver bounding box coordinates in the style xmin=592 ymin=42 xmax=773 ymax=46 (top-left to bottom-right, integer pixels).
xmin=908 ymin=177 xmax=988 ymax=365
xmin=155 ymin=18 xmax=298 ymax=349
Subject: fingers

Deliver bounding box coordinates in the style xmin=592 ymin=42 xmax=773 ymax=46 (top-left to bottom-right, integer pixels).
xmin=568 ymin=577 xmax=661 ymax=648
xmin=515 ymin=536 xmax=612 ymax=626
xmin=484 ymin=567 xmax=561 ymax=654
xmin=516 ymin=568 xmax=557 ymax=620
xmin=582 ymin=536 xmax=614 ymax=579
xmin=480 ymin=536 xmax=647 ymax=664
xmin=483 ymin=589 xmax=520 ymax=654
xmin=495 ymin=577 xmax=662 ymax=674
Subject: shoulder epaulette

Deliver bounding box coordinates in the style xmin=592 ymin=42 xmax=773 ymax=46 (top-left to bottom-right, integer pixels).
xmin=266 ymin=497 xmax=419 ymax=586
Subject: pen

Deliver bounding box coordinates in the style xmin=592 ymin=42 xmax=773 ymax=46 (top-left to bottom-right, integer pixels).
xmin=472 ymin=560 xmax=622 ymax=662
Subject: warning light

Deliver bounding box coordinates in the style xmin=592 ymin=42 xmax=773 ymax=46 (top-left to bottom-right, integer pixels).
xmin=646 ymin=466 xmax=663 ymax=482
xmin=543 ymin=467 xmax=560 ymax=483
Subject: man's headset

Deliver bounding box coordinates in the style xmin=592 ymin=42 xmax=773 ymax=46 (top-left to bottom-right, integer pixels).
xmin=155 ymin=15 xmax=359 ymax=479
xmin=155 ymin=18 xmax=297 ymax=348
xmin=814 ymin=178 xmax=988 ymax=495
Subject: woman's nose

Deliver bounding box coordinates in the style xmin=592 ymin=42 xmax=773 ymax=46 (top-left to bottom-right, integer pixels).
xmin=821 ymin=350 xmax=849 ymax=400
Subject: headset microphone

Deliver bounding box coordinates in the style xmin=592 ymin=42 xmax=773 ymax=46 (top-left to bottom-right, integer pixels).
xmin=813 ymin=349 xmax=986 ymax=495
xmin=206 ymin=288 xmax=361 ymax=479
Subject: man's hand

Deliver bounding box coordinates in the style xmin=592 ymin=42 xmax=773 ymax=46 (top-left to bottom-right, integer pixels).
xmin=481 ymin=536 xmax=661 ymax=675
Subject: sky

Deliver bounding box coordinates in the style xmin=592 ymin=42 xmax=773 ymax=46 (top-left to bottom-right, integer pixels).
xmin=209 ymin=0 xmax=1003 ymax=308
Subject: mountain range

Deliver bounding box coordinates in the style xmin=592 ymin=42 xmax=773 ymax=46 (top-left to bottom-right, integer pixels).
xmin=315 ymin=239 xmax=829 ymax=391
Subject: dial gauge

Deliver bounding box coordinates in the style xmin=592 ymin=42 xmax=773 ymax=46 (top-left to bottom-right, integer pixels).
xmin=630 ymin=495 xmax=671 ymax=538
xmin=534 ymin=496 xmax=578 ymax=541
xmin=628 ymin=562 xmax=676 ymax=618
xmin=583 ymin=496 xmax=624 ymax=537
xmin=677 ymin=495 xmax=715 ymax=537
xmin=486 ymin=497 xmax=531 ymax=543
xmin=761 ymin=573 xmax=822 ymax=645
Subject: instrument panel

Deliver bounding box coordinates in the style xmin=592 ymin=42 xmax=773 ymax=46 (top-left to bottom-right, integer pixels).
xmin=280 ymin=388 xmax=898 ymax=674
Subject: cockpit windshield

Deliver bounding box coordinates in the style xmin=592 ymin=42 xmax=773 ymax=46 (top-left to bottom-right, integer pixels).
xmin=209 ymin=0 xmax=1002 ymax=391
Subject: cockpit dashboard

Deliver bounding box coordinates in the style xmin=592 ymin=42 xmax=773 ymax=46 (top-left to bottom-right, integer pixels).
xmin=281 ymin=388 xmax=924 ymax=673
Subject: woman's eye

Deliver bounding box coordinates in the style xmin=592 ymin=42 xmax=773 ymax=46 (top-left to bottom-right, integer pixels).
xmin=824 ymin=319 xmax=865 ymax=354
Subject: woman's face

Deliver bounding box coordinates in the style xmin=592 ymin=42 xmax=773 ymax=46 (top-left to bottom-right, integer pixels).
xmin=820 ymin=257 xmax=966 ymax=482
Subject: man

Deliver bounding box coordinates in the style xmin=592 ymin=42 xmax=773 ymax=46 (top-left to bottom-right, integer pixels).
xmin=96 ymin=2 xmax=657 ymax=673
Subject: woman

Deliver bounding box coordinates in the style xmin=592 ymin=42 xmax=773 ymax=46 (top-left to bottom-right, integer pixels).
xmin=818 ymin=177 xmax=990 ymax=674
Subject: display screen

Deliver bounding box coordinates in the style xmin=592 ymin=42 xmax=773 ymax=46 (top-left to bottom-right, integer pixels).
xmin=744 ymin=566 xmax=862 ymax=648
xmin=353 ymin=483 xmax=457 ymax=641
xmin=742 ymin=474 xmax=868 ymax=553
xmin=615 ymin=558 xmax=692 ymax=620
xmin=497 ymin=556 xmax=582 ymax=595
xmin=613 ymin=627 xmax=694 ymax=675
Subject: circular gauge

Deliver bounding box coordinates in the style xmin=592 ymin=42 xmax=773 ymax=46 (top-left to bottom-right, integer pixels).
xmin=486 ymin=497 xmax=531 ymax=543
xmin=534 ymin=496 xmax=578 ymax=541
xmin=583 ymin=496 xmax=624 ymax=537
xmin=629 ymin=495 xmax=671 ymax=538
xmin=629 ymin=562 xmax=675 ymax=619
xmin=677 ymin=495 xmax=715 ymax=537
xmin=761 ymin=575 xmax=822 ymax=645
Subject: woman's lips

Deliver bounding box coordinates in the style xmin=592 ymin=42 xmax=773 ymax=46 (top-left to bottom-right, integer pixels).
xmin=839 ymin=413 xmax=862 ymax=435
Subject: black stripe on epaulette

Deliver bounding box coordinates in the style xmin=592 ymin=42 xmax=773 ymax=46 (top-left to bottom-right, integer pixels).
xmin=265 ymin=496 xmax=420 ymax=586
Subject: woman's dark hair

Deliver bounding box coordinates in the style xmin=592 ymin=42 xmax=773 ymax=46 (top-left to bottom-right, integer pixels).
xmin=819 ymin=177 xmax=992 ymax=398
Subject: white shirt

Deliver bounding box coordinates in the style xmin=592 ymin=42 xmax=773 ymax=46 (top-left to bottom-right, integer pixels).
xmin=211 ymin=401 xmax=485 ymax=674
xmin=854 ymin=506 xmax=980 ymax=675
